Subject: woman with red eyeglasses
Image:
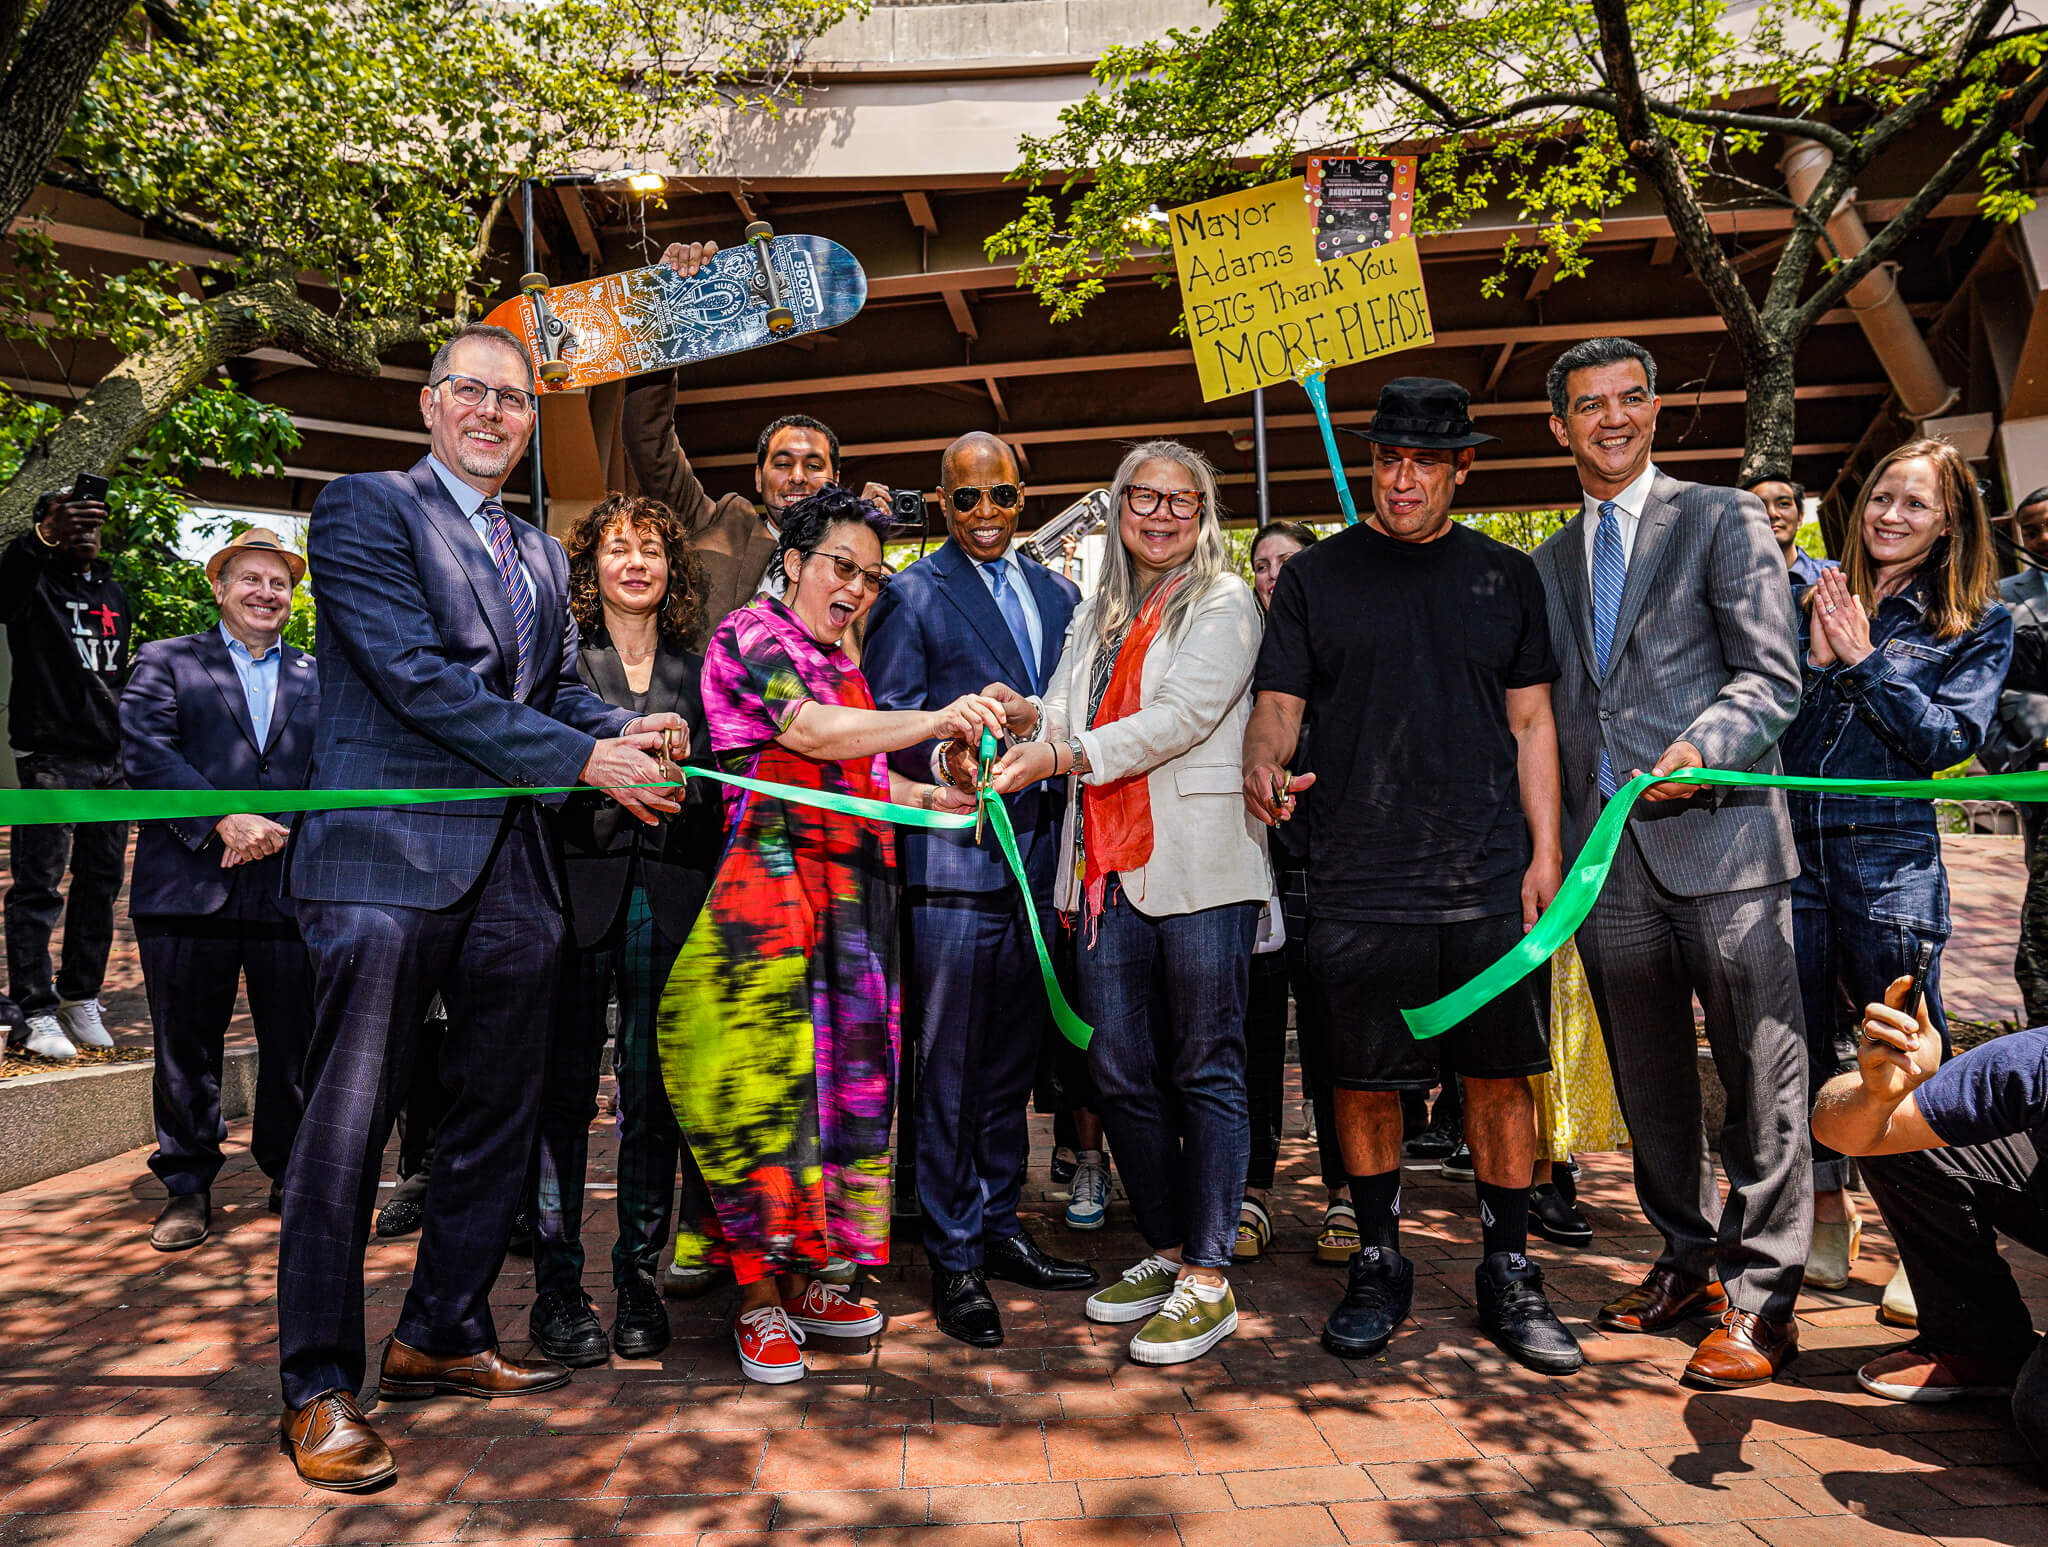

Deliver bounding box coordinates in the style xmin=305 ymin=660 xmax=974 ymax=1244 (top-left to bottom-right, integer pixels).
xmin=656 ymin=486 xmax=1007 ymax=1385
xmin=986 ymin=439 xmax=1269 ymax=1367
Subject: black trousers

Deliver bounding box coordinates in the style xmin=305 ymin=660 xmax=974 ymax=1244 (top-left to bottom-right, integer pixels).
xmin=6 ymin=753 xmax=126 ymax=1017
xmin=1246 ymin=858 xmax=1342 ymax=1192
xmin=1861 ymin=1133 xmax=2048 ymax=1465
xmin=1861 ymin=1134 xmax=2048 ymax=1364
xmin=137 ymin=908 xmax=313 ymax=1195
xmin=906 ymin=887 xmax=1047 ymax=1272
xmin=279 ymin=821 xmax=561 ymax=1408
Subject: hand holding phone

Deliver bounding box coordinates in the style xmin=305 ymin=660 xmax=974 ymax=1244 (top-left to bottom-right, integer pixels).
xmin=1902 ymin=939 xmax=1936 ymax=1019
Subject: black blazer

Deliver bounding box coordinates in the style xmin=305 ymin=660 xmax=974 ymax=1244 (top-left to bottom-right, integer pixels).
xmin=553 ymin=635 xmax=721 ymax=950
xmin=119 ymin=627 xmax=320 ymax=919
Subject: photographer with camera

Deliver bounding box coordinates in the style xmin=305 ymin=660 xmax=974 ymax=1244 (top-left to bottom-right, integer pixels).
xmin=623 ymin=242 xmax=894 ymax=642
xmin=0 ymin=478 xmax=132 ymax=1061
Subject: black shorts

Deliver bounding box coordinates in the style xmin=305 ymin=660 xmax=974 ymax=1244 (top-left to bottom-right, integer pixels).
xmin=1307 ymin=913 xmax=1551 ymax=1091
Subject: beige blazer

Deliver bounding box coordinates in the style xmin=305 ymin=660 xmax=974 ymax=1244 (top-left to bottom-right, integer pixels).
xmin=1040 ymin=573 xmax=1270 ymax=917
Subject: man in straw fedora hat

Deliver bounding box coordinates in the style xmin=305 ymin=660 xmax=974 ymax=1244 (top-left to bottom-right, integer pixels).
xmin=120 ymin=526 xmax=321 ymax=1252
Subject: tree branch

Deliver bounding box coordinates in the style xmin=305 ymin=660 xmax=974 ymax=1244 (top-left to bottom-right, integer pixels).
xmin=1378 ymin=66 xmax=1612 ymax=133
xmin=0 ymin=0 xmax=140 ymax=231
xmin=1586 ymin=0 xmax=1775 ymax=367
xmin=0 ymin=275 xmax=426 ymax=536
xmin=1643 ymin=98 xmax=1855 ymax=156
xmin=41 ymin=163 xmax=230 ymax=252
xmin=1792 ymin=59 xmax=2048 ymax=333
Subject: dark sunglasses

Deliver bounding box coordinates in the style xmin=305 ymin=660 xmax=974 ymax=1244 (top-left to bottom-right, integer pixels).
xmin=949 ymin=484 xmax=1022 ymax=514
xmin=803 ymin=549 xmax=893 ymax=593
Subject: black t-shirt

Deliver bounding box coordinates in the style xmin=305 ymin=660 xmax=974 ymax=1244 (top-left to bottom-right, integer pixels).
xmin=1254 ymin=521 xmax=1559 ymax=923
xmin=0 ymin=533 xmax=130 ymax=760
xmin=1916 ymin=1029 xmax=2048 ymax=1203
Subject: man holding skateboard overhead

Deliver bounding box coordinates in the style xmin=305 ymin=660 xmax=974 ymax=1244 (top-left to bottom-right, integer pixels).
xmin=623 ymin=240 xmax=891 ymax=641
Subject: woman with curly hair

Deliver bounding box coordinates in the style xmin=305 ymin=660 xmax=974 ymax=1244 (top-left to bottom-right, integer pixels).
xmin=526 ymin=493 xmax=726 ymax=1369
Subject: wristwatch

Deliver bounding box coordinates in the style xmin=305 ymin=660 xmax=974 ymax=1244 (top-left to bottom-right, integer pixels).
xmin=1066 ymin=735 xmax=1090 ymax=777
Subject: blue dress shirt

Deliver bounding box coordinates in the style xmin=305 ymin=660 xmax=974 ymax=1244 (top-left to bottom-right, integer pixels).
xmin=219 ymin=621 xmax=281 ymax=747
xmin=428 ymin=455 xmax=535 ymax=607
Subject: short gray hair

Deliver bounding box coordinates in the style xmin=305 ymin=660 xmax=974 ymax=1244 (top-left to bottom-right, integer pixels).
xmin=429 ymin=323 xmax=534 ymax=389
xmin=1546 ymin=337 xmax=1658 ymax=418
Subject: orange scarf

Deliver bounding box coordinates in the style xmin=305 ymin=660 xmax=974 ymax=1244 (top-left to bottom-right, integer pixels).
xmin=1081 ymin=576 xmax=1185 ymax=926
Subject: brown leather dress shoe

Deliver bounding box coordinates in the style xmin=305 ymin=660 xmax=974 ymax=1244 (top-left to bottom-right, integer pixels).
xmin=378 ymin=1338 xmax=571 ymax=1401
xmin=1596 ymin=1266 xmax=1728 ymax=1333
xmin=280 ymin=1389 xmax=396 ymax=1492
xmin=1682 ymin=1309 xmax=1799 ymax=1389
xmin=151 ymin=1192 xmax=210 ymax=1252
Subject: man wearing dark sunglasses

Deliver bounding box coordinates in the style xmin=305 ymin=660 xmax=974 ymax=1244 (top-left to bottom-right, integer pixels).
xmin=621 ymin=241 xmax=892 ymax=643
xmin=863 ymin=432 xmax=1098 ymax=1348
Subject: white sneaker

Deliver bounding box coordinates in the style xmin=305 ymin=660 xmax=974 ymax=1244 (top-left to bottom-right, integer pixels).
xmin=817 ymin=1256 xmax=857 ymax=1285
xmin=1065 ymin=1151 xmax=1109 ymax=1231
xmin=57 ymin=998 xmax=113 ymax=1049
xmin=21 ymin=1014 xmax=77 ymax=1060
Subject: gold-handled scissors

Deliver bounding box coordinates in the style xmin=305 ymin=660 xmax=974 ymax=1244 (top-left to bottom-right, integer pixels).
xmin=973 ymin=727 xmax=997 ymax=845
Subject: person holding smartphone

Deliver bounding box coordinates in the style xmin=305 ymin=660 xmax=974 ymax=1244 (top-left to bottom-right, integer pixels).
xmin=0 ymin=478 xmax=132 ymax=1062
xmin=1812 ymin=977 xmax=2048 ymax=1456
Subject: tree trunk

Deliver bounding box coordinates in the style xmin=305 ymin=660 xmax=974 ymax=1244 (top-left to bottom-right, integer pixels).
xmin=1736 ymin=335 xmax=1799 ymax=489
xmin=0 ymin=0 xmax=138 ymax=231
xmin=0 ymin=275 xmax=425 ymax=537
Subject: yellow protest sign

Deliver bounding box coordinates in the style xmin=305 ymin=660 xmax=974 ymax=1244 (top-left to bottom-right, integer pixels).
xmin=1169 ymin=178 xmax=1434 ymax=402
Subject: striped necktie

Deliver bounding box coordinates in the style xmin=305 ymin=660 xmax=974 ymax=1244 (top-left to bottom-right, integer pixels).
xmin=480 ymin=498 xmax=534 ymax=699
xmin=1591 ymin=499 xmax=1626 ymax=796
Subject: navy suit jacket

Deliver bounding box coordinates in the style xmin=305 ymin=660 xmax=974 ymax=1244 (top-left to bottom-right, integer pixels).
xmin=288 ymin=458 xmax=633 ymax=909
xmin=120 ymin=628 xmax=320 ymax=918
xmin=863 ymin=539 xmax=1079 ymax=896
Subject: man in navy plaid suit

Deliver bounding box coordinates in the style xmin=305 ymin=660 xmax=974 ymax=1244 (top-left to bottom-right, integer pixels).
xmin=276 ymin=323 xmax=683 ymax=1491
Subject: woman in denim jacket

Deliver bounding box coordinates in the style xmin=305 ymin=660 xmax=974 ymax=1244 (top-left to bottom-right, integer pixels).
xmin=1784 ymin=437 xmax=2011 ymax=1291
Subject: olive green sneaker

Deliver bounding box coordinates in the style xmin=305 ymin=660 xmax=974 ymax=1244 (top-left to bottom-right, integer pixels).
xmin=1085 ymin=1255 xmax=1180 ymax=1324
xmin=1130 ymin=1276 xmax=1238 ymax=1365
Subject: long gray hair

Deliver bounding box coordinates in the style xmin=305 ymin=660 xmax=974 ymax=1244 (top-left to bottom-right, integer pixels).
xmin=1087 ymin=439 xmax=1230 ymax=653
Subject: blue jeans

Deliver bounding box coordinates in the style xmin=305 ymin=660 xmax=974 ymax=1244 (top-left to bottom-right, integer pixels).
xmin=1078 ymin=886 xmax=1256 ymax=1269
xmin=1792 ymin=811 xmax=1950 ymax=1191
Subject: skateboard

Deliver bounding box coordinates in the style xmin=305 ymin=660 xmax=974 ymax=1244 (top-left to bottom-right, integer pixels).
xmin=483 ymin=222 xmax=867 ymax=393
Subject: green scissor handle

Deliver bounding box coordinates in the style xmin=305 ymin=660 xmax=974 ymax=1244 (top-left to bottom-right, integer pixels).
xmin=973 ymin=726 xmax=997 ymax=844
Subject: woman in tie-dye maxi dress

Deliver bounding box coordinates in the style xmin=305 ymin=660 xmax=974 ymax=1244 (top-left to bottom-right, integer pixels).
xmin=655 ymin=490 xmax=1000 ymax=1384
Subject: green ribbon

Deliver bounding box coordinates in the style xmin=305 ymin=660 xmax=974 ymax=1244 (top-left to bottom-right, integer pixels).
xmin=1402 ymin=766 xmax=2048 ymax=1040
xmin=0 ymin=765 xmax=1093 ymax=1048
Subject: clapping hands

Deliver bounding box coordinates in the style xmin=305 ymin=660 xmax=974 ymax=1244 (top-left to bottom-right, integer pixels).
xmin=1807 ymin=569 xmax=1873 ymax=668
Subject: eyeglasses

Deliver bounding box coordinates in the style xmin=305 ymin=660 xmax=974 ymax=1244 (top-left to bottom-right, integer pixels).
xmin=1123 ymin=484 xmax=1204 ymax=520
xmin=431 ymin=374 xmax=535 ymax=416
xmin=803 ymin=549 xmax=893 ymax=593
xmin=948 ymin=483 xmax=1022 ymax=514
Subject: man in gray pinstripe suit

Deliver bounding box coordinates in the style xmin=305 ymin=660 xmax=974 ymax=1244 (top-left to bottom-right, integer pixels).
xmin=1532 ymin=337 xmax=1811 ymax=1391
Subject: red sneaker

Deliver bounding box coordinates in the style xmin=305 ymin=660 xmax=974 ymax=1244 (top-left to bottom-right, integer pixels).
xmin=1857 ymin=1341 xmax=2019 ymax=1403
xmin=735 ymin=1305 xmax=806 ymax=1384
xmin=783 ymin=1279 xmax=885 ymax=1339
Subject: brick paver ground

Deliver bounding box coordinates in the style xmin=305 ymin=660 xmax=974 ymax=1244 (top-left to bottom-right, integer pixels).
xmin=0 ymin=838 xmax=2043 ymax=1544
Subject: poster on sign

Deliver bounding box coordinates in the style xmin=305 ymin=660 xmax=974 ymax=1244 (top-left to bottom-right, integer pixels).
xmin=1169 ymin=177 xmax=1434 ymax=403
xmin=1305 ymin=156 xmax=1416 ymax=262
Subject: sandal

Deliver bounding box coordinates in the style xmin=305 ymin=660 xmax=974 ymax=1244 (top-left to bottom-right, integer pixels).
xmin=1316 ymin=1201 xmax=1359 ymax=1264
xmin=1233 ymin=1198 xmax=1272 ymax=1261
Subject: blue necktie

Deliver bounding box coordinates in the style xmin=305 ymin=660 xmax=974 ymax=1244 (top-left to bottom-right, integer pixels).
xmin=985 ymin=560 xmax=1037 ymax=693
xmin=482 ymin=498 xmax=535 ymax=699
xmin=1591 ymin=499 xmax=1626 ymax=796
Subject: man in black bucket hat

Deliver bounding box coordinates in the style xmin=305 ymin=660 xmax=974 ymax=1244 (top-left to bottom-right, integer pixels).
xmin=1242 ymin=375 xmax=1581 ymax=1376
